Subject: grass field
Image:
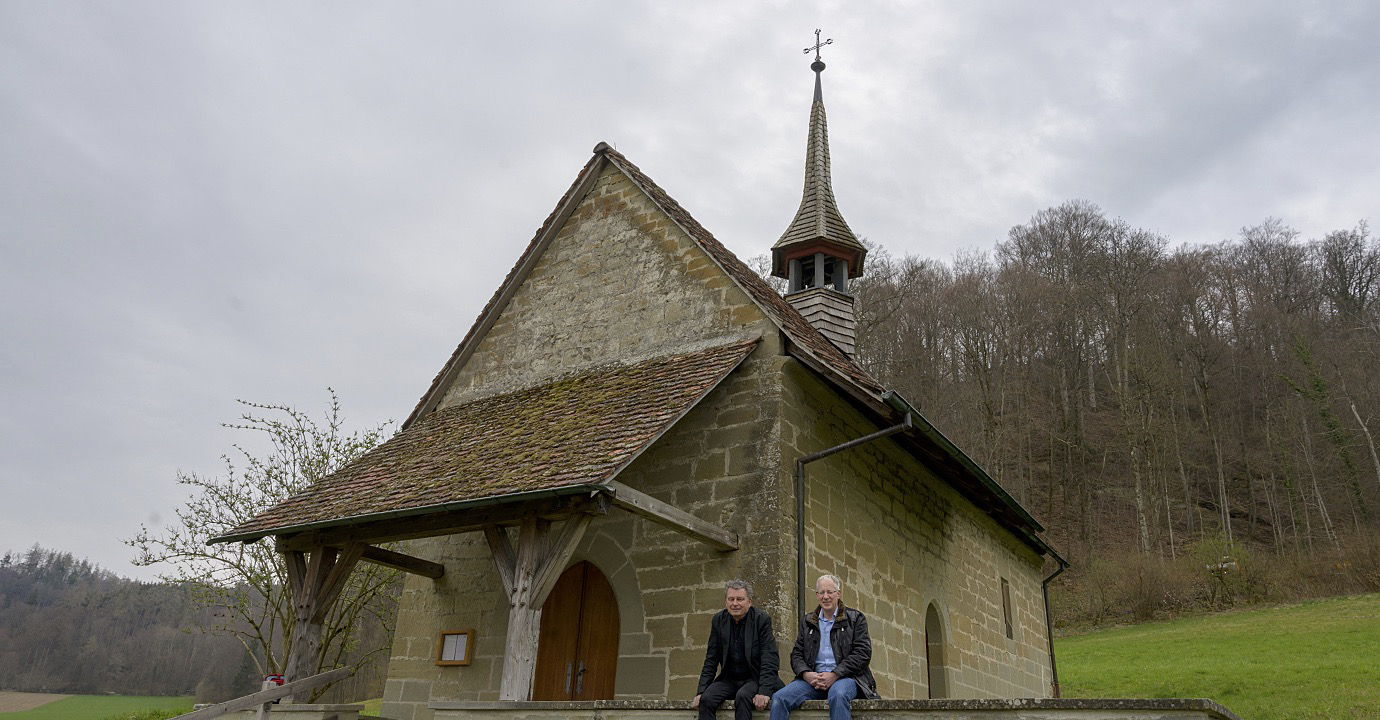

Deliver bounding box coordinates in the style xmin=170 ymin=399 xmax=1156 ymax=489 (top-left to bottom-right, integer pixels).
xmin=1056 ymin=592 xmax=1380 ymax=720
xmin=0 ymin=694 xmax=192 ymax=720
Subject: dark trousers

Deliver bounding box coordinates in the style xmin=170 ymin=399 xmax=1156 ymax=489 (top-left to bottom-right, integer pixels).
xmin=700 ymin=678 xmax=760 ymax=720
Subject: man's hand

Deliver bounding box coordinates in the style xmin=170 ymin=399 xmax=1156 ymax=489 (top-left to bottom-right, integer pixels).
xmin=810 ymin=671 xmax=839 ymax=690
xmin=691 ymin=694 xmax=701 ymax=709
xmin=802 ymin=671 xmax=820 ymax=688
xmin=753 ymin=694 xmax=770 ymax=710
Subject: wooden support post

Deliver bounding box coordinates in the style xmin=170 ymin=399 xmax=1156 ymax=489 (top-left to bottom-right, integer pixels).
xmin=281 ymin=542 xmax=364 ymax=701
xmin=484 ymin=525 xmax=517 ymax=597
xmin=495 ymin=514 xmax=593 ymax=700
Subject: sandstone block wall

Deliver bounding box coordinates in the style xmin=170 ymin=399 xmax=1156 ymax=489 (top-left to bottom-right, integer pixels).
xmin=778 ymin=361 xmax=1051 ymax=700
xmin=438 ymin=163 xmax=776 ymax=409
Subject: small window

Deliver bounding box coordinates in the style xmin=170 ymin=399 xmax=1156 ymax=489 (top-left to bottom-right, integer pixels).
xmin=436 ymin=629 xmax=474 ymax=666
xmin=1000 ymin=578 xmax=1013 ymax=640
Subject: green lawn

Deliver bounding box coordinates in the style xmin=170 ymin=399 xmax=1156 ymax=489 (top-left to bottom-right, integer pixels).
xmin=1056 ymin=593 xmax=1380 ymax=720
xmin=0 ymin=695 xmax=192 ymax=720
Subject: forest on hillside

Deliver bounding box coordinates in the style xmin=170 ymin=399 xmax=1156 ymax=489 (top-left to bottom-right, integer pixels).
xmin=0 ymin=546 xmax=251 ymax=698
xmin=0 ymin=546 xmax=393 ymax=702
xmin=840 ymin=201 xmax=1380 ymax=621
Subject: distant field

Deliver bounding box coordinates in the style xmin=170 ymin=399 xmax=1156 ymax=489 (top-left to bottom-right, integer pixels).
xmin=0 ymin=695 xmax=67 ymax=714
xmin=0 ymin=694 xmax=192 ymax=719
xmin=1056 ymin=592 xmax=1380 ymax=720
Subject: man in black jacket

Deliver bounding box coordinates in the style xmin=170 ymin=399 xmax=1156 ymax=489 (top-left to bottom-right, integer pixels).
xmin=768 ymin=574 xmax=877 ymax=720
xmin=692 ymin=580 xmax=784 ymax=720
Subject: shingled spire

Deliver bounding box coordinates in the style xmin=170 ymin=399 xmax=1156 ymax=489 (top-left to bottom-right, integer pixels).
xmin=772 ymin=33 xmax=866 ymax=357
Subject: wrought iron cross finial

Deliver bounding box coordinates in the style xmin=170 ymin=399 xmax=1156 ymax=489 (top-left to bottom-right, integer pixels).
xmin=804 ymin=29 xmax=833 ymax=61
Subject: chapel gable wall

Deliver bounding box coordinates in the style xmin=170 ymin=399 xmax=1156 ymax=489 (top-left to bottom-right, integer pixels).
xmin=438 ymin=163 xmax=779 ymax=409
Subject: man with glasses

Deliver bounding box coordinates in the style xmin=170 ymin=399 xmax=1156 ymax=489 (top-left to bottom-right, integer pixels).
xmin=769 ymin=574 xmax=877 ymax=720
xmin=692 ymin=580 xmax=785 ymax=720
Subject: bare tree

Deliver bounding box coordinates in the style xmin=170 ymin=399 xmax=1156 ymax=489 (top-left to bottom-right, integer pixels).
xmin=127 ymin=390 xmax=400 ymax=700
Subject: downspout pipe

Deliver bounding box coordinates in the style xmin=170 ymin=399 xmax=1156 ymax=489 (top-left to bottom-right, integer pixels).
xmin=795 ymin=413 xmax=912 ymax=615
xmin=1042 ymin=557 xmax=1070 ymax=697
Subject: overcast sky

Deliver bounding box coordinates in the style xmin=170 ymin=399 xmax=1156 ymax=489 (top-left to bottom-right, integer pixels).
xmin=3 ymin=1 xmax=1378 ymax=580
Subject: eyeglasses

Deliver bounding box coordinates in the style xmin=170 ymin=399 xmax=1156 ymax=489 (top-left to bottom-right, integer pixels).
xmin=815 ymin=589 xmax=839 ymax=596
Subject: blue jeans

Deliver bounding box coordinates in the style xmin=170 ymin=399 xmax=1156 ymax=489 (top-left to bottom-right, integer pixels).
xmin=769 ymin=677 xmax=859 ymax=720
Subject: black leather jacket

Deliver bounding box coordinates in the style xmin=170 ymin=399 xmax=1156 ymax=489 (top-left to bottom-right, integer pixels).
xmin=697 ymin=606 xmax=785 ymax=695
xmin=788 ymin=603 xmax=878 ymax=699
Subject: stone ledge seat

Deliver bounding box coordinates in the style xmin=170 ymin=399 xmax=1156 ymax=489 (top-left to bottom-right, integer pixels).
xmin=429 ymin=698 xmax=1241 ymax=720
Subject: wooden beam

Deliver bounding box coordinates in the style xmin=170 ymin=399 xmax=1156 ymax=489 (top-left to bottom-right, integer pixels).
xmin=279 ymin=494 xmax=607 ymax=551
xmin=171 ymin=668 xmax=350 ymax=720
xmin=360 ymin=545 xmax=445 ymax=579
xmin=528 ymin=514 xmax=592 ymax=606
xmin=603 ymin=480 xmax=738 ymax=551
xmin=283 ymin=548 xmax=307 ymax=605
xmin=484 ymin=525 xmax=516 ymax=597
xmin=313 ymin=542 xmax=365 ymax=623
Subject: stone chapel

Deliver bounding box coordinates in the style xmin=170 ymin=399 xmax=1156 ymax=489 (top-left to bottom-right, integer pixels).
xmin=215 ymin=57 xmax=1073 ymax=720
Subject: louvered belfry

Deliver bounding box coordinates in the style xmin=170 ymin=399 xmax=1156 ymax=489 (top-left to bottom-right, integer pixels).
xmin=771 ymin=56 xmax=866 ymax=357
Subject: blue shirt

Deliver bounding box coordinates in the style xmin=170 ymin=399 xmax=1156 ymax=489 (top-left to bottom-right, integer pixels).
xmin=815 ymin=607 xmax=839 ymax=673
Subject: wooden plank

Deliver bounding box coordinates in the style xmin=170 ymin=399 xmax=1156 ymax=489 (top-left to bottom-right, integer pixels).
xmin=484 ymin=525 xmax=517 ymax=597
xmin=170 ymin=667 xmax=350 ymax=720
xmin=279 ymin=494 xmax=608 ymax=551
xmin=360 ymin=545 xmax=445 ymax=579
xmin=603 ymin=481 xmax=738 ymax=551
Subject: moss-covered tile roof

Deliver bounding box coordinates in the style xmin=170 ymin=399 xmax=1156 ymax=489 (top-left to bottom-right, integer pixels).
xmin=217 ymin=338 xmax=759 ymax=541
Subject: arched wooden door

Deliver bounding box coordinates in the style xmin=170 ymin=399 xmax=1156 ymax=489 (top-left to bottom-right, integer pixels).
xmin=925 ymin=604 xmax=948 ymax=699
xmin=532 ymin=560 xmax=619 ymax=700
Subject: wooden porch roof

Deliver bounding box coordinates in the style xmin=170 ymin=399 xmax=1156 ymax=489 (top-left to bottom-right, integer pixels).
xmin=211 ymin=337 xmax=759 ymax=545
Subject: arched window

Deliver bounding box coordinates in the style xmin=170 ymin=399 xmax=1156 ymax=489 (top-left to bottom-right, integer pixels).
xmin=924 ymin=603 xmax=948 ymax=699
